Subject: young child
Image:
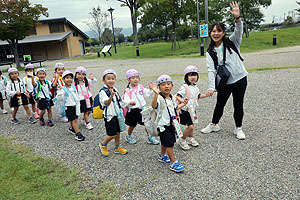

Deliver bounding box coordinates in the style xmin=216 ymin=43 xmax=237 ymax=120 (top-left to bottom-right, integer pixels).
xmin=74 ymin=66 xmax=97 ymax=130
xmin=176 ymin=65 xmax=209 ymax=150
xmin=31 ymin=68 xmax=54 ymax=127
xmin=123 ymin=69 xmax=159 ymax=145
xmin=52 ymin=62 xmax=68 ymax=123
xmin=98 ymin=69 xmax=135 ymax=157
xmin=5 ymin=68 xmax=36 ymax=124
xmin=0 ymin=69 xmax=8 ymax=114
xmin=23 ymin=63 xmax=39 ymax=119
xmin=56 ymin=70 xmax=85 ymax=141
xmin=152 ymin=75 xmax=188 ymax=173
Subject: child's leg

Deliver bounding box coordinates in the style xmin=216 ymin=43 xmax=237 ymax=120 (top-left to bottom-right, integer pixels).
xmin=166 ymin=147 xmax=175 ymax=163
xmin=23 ymin=105 xmax=32 ymax=117
xmin=114 ymin=132 xmax=120 ymax=145
xmin=12 ymin=107 xmax=18 ymax=118
xmin=128 ymin=126 xmax=135 ymax=135
xmin=0 ymin=101 xmax=4 ymax=109
xmin=103 ymin=135 xmax=116 ymax=145
xmin=84 ymin=111 xmax=91 ymax=123
xmin=47 ymin=108 xmax=53 ymax=121
xmin=183 ymin=124 xmax=194 ymax=138
xmin=40 ymin=109 xmax=46 ymax=118
xmin=160 ymin=145 xmax=167 ymax=155
xmin=31 ymin=102 xmax=37 ymax=113
xmin=71 ymin=119 xmax=79 ymax=133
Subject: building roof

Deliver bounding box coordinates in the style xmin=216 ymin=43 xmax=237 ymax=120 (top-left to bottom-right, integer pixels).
xmin=0 ymin=32 xmax=71 ymax=46
xmin=38 ymin=17 xmax=89 ymax=39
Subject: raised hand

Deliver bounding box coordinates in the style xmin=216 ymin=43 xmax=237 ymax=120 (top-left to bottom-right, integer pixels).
xmin=152 ymin=85 xmax=160 ymax=94
xmin=148 ymin=81 xmax=155 ymax=90
xmin=229 ymin=1 xmax=240 ymax=18
xmin=89 ymin=73 xmax=94 ymax=80
xmin=57 ymin=85 xmax=62 ymax=90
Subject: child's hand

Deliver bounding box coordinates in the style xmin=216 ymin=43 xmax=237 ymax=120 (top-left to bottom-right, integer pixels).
xmin=152 ymin=86 xmax=160 ymax=94
xmin=110 ymin=89 xmax=115 ymax=97
xmin=130 ymin=100 xmax=136 ymax=106
xmin=148 ymin=82 xmax=155 ymax=90
xmin=55 ymin=72 xmax=59 ymax=78
xmin=16 ymin=91 xmax=21 ymax=95
xmin=26 ymin=93 xmax=31 ymax=98
xmin=57 ymin=85 xmax=62 ymax=90
xmin=89 ymin=73 xmax=94 ymax=80
xmin=183 ymin=97 xmax=189 ymax=105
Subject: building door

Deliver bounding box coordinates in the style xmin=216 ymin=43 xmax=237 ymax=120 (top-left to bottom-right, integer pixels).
xmin=79 ymin=41 xmax=84 ymax=55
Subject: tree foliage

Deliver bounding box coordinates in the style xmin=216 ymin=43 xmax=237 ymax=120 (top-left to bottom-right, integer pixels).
xmin=0 ymin=0 xmax=48 ymax=68
xmin=84 ymin=6 xmax=109 ymax=45
xmin=117 ymin=0 xmax=146 ymax=46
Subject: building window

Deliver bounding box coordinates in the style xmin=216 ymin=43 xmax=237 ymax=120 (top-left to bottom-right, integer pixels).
xmin=49 ymin=23 xmax=65 ymax=33
xmin=73 ymin=32 xmax=78 ymax=37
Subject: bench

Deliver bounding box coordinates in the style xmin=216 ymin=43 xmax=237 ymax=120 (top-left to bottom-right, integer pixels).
xmin=24 ymin=59 xmax=47 ymax=67
xmin=101 ymin=45 xmax=112 ymax=57
xmin=0 ymin=62 xmax=13 ymax=68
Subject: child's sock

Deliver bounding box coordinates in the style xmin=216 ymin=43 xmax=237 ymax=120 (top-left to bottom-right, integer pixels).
xmin=115 ymin=144 xmax=119 ymax=149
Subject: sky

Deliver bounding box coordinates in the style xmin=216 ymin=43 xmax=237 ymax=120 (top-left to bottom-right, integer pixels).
xmin=29 ymin=0 xmax=299 ymax=32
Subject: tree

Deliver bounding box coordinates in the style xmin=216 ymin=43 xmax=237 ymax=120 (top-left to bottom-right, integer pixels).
xmin=0 ymin=0 xmax=48 ymax=68
xmin=117 ymin=34 xmax=125 ymax=44
xmin=84 ymin=6 xmax=109 ymax=46
xmin=114 ymin=27 xmax=123 ymax=36
xmin=101 ymin=28 xmax=113 ymax=45
xmin=283 ymin=16 xmax=295 ymax=26
xmin=237 ymin=0 xmax=272 ymax=38
xmin=117 ymin=0 xmax=146 ymax=46
xmin=295 ymin=1 xmax=300 ymax=15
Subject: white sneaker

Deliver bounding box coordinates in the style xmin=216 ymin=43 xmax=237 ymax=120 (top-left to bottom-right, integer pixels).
xmin=186 ymin=137 xmax=199 ymax=147
xmin=201 ymin=123 xmax=221 ymax=134
xmin=234 ymin=127 xmax=245 ymax=140
xmin=1 ymin=109 xmax=7 ymax=114
xmin=86 ymin=122 xmax=93 ymax=130
xmin=177 ymin=137 xmax=190 ymax=150
xmin=61 ymin=116 xmax=68 ymax=123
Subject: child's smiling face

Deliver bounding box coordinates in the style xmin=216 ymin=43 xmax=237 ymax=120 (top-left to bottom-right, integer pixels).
xmin=129 ymin=76 xmax=140 ymax=87
xmin=103 ymin=74 xmax=116 ymax=88
xmin=159 ymin=81 xmax=173 ymax=96
xmin=37 ymin=71 xmax=46 ymax=80
xmin=76 ymin=72 xmax=85 ymax=81
xmin=9 ymin=72 xmax=19 ymax=80
xmin=56 ymin=67 xmax=65 ymax=76
xmin=63 ymin=75 xmax=74 ymax=86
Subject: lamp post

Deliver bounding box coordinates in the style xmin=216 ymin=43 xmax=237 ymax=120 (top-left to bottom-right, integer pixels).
xmin=196 ymin=0 xmax=204 ymax=56
xmin=108 ymin=7 xmax=117 ymax=54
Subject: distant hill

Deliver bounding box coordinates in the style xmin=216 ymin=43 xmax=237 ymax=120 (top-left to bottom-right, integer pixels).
xmin=85 ymin=27 xmax=133 ymax=38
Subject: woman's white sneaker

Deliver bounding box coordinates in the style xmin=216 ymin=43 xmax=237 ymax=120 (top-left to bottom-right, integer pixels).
xmin=234 ymin=127 xmax=245 ymax=140
xmin=201 ymin=123 xmax=221 ymax=134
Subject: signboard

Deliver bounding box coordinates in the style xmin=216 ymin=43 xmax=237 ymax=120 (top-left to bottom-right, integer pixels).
xmin=200 ymin=24 xmax=208 ymax=37
xmin=23 ymin=55 xmax=31 ymax=61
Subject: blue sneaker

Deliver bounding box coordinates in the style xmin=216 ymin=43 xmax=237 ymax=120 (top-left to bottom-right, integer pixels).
xmin=170 ymin=161 xmax=185 ymax=172
xmin=158 ymin=154 xmax=171 ymax=164
xmin=125 ymin=135 xmax=137 ymax=144
xmin=147 ymin=136 xmax=160 ymax=145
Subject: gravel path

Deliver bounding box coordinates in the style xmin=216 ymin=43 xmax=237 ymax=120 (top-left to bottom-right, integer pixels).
xmin=0 ymin=47 xmax=299 ymax=199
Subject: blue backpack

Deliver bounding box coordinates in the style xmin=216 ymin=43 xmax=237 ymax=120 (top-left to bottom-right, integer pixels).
xmin=53 ymin=85 xmax=76 ymax=118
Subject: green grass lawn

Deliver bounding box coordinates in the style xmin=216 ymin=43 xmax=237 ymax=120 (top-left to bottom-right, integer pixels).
xmin=0 ymin=137 xmax=120 ymax=199
xmin=78 ymin=26 xmax=300 ymax=60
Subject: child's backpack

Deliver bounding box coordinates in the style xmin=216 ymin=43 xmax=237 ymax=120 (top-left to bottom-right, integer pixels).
xmin=34 ymin=80 xmax=51 ymax=100
xmin=52 ymin=85 xmax=76 ymax=118
xmin=176 ymin=84 xmax=199 ymax=117
xmin=141 ymin=95 xmax=166 ymax=137
xmin=92 ymin=87 xmax=111 ymax=119
xmin=121 ymin=84 xmax=144 ymax=117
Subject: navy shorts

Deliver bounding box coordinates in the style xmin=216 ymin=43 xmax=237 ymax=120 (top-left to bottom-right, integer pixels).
xmin=38 ymin=98 xmax=54 ymax=110
xmin=10 ymin=93 xmax=29 ymax=107
xmin=66 ymin=106 xmax=78 ymax=122
xmin=179 ymin=110 xmax=193 ymax=126
xmin=125 ymin=108 xmax=144 ymax=127
xmin=158 ymin=125 xmax=176 ymax=148
xmin=104 ymin=116 xmax=120 ymax=136
xmin=80 ymin=97 xmax=93 ymax=113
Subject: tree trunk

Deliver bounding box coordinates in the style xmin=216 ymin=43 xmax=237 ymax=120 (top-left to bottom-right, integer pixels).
xmin=241 ymin=6 xmax=249 ymax=38
xmin=172 ymin=22 xmax=176 ymax=51
xmin=11 ymin=41 xmax=21 ymax=69
xmin=165 ymin=24 xmax=168 ymax=42
xmin=130 ymin=8 xmax=139 ymax=46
